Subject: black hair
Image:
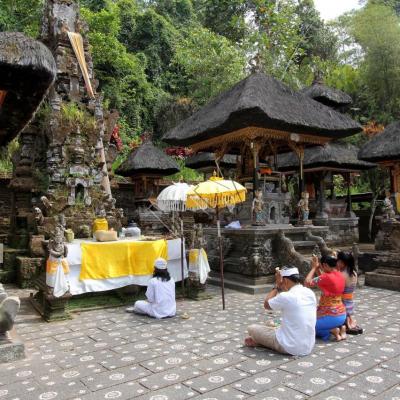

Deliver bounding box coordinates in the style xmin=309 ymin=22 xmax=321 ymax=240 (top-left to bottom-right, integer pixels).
xmin=337 ymin=251 xmax=356 ymax=276
xmin=320 ymin=255 xmax=337 ymax=268
xmin=153 ymin=268 xmax=171 ymax=282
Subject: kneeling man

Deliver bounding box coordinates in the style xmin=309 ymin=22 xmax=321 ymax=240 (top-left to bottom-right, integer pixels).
xmin=126 ymin=258 xmax=176 ymax=319
xmin=245 ymin=266 xmax=317 ymax=356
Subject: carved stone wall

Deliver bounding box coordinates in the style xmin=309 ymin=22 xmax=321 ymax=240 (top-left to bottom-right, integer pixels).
xmin=203 ymin=226 xmax=328 ymax=282
xmin=315 ymin=217 xmax=359 ymax=246
xmin=375 ymin=220 xmax=400 ymax=251
xmin=9 ymin=0 xmax=118 ymax=244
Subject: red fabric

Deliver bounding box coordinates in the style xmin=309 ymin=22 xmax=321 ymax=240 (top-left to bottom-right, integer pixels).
xmin=317 ymin=270 xmax=345 ymax=296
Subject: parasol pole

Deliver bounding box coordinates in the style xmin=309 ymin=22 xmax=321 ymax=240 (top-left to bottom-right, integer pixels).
xmin=180 ymin=217 xmax=185 ymax=296
xmin=216 ymin=205 xmax=225 ymax=310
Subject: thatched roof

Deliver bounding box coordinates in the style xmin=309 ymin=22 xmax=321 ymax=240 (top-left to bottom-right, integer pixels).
xmin=278 ymin=142 xmax=375 ymax=172
xmin=162 ymin=73 xmax=362 ymax=147
xmin=185 ymin=153 xmax=238 ymax=169
xmin=300 ymin=82 xmax=352 ymax=109
xmin=116 ymin=141 xmax=180 ymax=177
xmin=0 ymin=32 xmax=56 ymax=146
xmin=358 ymin=122 xmax=400 ymax=162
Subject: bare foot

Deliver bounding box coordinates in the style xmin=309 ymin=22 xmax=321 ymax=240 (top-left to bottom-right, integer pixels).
xmin=244 ymin=336 xmax=257 ymax=347
xmin=330 ymin=327 xmax=342 ymax=341
xmin=340 ymin=325 xmax=347 ymax=340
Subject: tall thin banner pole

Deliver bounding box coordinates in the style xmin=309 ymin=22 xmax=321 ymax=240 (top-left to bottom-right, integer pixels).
xmin=180 ymin=218 xmax=185 ymax=296
xmin=216 ymin=206 xmax=225 ymax=310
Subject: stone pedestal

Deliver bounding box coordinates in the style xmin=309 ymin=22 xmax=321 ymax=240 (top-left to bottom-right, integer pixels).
xmin=365 ymin=251 xmax=400 ymax=291
xmin=297 ymin=220 xmax=313 ymax=226
xmin=203 ymin=225 xmax=328 ymax=293
xmin=323 ymin=217 xmax=359 ymax=246
xmin=0 ymin=248 xmax=27 ymax=283
xmin=16 ymin=257 xmax=44 ymax=288
xmin=30 ymin=286 xmax=71 ymax=322
xmin=0 ymin=328 xmax=25 ymax=364
xmin=375 ymin=220 xmax=400 ymax=251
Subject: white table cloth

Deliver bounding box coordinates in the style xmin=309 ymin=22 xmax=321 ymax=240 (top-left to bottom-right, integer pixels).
xmin=66 ymin=238 xmax=187 ymax=295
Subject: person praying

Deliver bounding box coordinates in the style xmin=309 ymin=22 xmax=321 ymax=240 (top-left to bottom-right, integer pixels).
xmin=126 ymin=258 xmax=176 ymax=319
xmin=337 ymin=251 xmax=363 ymax=335
xmin=306 ymin=255 xmax=347 ymax=341
xmin=245 ymin=266 xmax=317 ymax=356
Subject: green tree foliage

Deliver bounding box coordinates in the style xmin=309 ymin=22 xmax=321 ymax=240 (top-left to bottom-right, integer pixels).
xmin=125 ymin=9 xmax=179 ymax=89
xmin=81 ymin=2 xmax=158 ymax=136
xmin=174 ymin=26 xmax=246 ymax=104
xmin=352 ymin=3 xmax=400 ymax=123
xmin=1 ymin=0 xmax=399 ymax=196
xmin=193 ymin=0 xmax=249 ymax=43
xmin=0 ymin=0 xmax=43 ymax=37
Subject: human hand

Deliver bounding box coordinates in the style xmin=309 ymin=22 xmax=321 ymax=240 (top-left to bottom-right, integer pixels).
xmin=311 ymin=255 xmax=319 ymax=270
xmin=275 ymin=269 xmax=283 ymax=288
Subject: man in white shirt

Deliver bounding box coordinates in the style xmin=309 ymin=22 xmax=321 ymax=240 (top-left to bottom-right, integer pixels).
xmin=245 ymin=266 xmax=317 ymax=356
xmin=126 ymin=258 xmax=176 ymax=319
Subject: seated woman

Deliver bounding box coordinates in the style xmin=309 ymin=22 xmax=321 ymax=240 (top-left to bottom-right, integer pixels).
xmin=306 ymin=255 xmax=347 ymax=342
xmin=126 ymin=258 xmax=176 ymax=319
xmin=337 ymin=251 xmax=363 ymax=335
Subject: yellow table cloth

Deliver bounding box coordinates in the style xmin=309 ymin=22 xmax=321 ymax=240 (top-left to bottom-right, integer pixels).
xmin=80 ymin=239 xmax=167 ymax=280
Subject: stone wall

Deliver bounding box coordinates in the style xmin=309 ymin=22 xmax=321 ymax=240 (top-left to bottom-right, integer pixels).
xmin=113 ymin=182 xmax=136 ymax=222
xmin=0 ymin=176 xmax=12 ymax=245
xmin=314 ymin=217 xmax=359 ymax=246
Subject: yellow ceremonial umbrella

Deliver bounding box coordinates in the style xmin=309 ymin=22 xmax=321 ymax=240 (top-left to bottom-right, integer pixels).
xmin=186 ymin=175 xmax=246 ymax=309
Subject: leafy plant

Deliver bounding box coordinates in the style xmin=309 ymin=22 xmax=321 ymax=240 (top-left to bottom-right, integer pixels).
xmin=60 ymin=102 xmax=97 ymax=134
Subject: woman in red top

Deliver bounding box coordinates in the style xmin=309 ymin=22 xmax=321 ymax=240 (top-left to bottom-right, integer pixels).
xmin=306 ymin=255 xmax=347 ymax=341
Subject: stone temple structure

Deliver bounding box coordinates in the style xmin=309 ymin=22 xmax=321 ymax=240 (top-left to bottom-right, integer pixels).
xmin=3 ymin=0 xmax=119 ymax=317
xmin=163 ymin=72 xmax=362 ymax=293
xmin=0 ymin=30 xmax=57 ymax=362
xmin=358 ymin=122 xmax=400 ymax=291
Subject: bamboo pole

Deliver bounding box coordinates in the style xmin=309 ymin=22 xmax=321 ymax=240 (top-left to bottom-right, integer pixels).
xmin=180 ymin=218 xmax=185 ymax=296
xmin=216 ymin=205 xmax=225 ymax=310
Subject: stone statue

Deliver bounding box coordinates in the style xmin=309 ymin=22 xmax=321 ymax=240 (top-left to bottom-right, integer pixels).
xmin=41 ymin=196 xmax=53 ymax=213
xmin=191 ymin=223 xmax=206 ymax=249
xmin=46 ymin=226 xmax=70 ymax=297
xmin=0 ymin=284 xmax=20 ymax=340
xmin=297 ymin=191 xmax=310 ymax=222
xmin=252 ymin=189 xmax=265 ymax=225
xmin=383 ymin=190 xmax=396 ymax=220
xmin=48 ymin=226 xmax=68 ymax=259
xmin=33 ymin=207 xmax=44 ymax=226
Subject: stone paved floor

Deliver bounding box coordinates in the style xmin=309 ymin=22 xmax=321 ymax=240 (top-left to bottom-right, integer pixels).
xmin=1 ymin=284 xmax=400 ymax=400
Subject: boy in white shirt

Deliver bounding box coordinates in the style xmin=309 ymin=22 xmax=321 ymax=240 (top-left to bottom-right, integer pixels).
xmin=245 ymin=266 xmax=317 ymax=356
xmin=126 ymin=258 xmax=176 ymax=319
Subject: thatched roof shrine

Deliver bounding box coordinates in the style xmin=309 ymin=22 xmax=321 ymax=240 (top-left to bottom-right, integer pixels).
xmin=358 ymin=122 xmax=400 ymax=163
xmin=0 ymin=32 xmax=56 ymax=146
xmin=300 ymin=81 xmax=352 ymax=109
xmin=278 ymin=142 xmax=375 ymax=173
xmin=162 ymin=73 xmax=362 ymax=151
xmin=185 ymin=152 xmax=238 ymax=169
xmin=116 ymin=141 xmax=180 ymax=177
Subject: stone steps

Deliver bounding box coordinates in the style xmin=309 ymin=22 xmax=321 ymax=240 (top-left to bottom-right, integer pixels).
xmin=365 ymin=269 xmax=400 ymax=291
xmin=207 ymin=271 xmax=274 ymax=295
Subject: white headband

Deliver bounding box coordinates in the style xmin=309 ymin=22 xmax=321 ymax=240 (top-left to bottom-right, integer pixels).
xmin=281 ymin=267 xmax=299 ymax=277
xmin=154 ymin=258 xmax=168 ymax=270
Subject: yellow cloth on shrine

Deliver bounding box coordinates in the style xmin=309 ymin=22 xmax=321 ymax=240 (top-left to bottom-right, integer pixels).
xmin=92 ymin=218 xmax=108 ymax=233
xmin=80 ymin=239 xmax=167 ymax=280
xmin=396 ymin=193 xmax=400 ymax=213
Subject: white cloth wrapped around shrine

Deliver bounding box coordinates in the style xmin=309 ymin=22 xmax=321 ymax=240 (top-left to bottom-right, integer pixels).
xmin=66 ymin=238 xmax=187 ymax=295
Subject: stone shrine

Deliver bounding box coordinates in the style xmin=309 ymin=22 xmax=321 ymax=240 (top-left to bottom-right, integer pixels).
xmin=4 ymin=0 xmax=119 ymax=318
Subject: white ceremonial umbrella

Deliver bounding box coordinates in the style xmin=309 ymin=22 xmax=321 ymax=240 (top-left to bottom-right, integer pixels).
xmin=156 ymin=182 xmax=193 ymax=212
xmin=156 ymin=182 xmax=202 ymax=300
